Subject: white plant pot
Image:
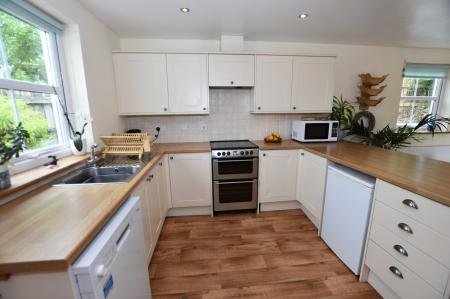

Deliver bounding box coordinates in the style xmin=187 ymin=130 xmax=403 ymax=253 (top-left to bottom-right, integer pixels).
xmin=0 ymin=164 xmax=11 ymax=190
xmin=70 ymin=138 xmax=87 ymax=156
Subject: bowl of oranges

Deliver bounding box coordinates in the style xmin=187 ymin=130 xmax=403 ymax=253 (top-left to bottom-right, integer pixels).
xmin=264 ymin=132 xmax=282 ymax=143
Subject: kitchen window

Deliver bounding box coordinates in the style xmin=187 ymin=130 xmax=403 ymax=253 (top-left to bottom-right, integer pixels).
xmin=397 ymin=63 xmax=449 ymax=128
xmin=0 ymin=2 xmax=68 ymax=172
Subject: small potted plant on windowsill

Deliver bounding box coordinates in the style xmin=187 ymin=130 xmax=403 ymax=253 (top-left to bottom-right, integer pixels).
xmin=0 ymin=123 xmax=29 ymax=189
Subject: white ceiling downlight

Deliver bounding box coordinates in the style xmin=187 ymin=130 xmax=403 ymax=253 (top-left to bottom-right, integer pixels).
xmin=180 ymin=7 xmax=190 ymax=13
xmin=299 ymin=13 xmax=309 ymax=19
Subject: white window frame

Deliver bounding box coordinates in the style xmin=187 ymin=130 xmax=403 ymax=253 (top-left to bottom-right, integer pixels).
xmin=0 ymin=10 xmax=71 ymax=174
xmin=397 ymin=77 xmax=444 ymax=127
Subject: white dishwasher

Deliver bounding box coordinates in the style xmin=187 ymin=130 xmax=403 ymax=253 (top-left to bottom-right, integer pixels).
xmin=72 ymin=196 xmax=151 ymax=299
xmin=321 ymin=163 xmax=375 ymax=275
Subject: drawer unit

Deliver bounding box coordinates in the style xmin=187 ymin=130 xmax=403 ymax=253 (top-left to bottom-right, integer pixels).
xmin=370 ymin=221 xmax=449 ymax=293
xmin=365 ymin=241 xmax=442 ymax=299
xmin=372 ymin=201 xmax=450 ymax=268
xmin=375 ymin=180 xmax=450 ymax=239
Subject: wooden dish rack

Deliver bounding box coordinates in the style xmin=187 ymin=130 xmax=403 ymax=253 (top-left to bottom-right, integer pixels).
xmin=100 ymin=133 xmax=155 ymax=160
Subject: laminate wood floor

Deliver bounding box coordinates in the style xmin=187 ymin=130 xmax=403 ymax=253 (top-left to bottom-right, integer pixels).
xmin=149 ymin=209 xmax=381 ymax=299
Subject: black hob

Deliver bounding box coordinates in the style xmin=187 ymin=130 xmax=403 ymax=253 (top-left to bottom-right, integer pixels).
xmin=210 ymin=140 xmax=259 ymax=159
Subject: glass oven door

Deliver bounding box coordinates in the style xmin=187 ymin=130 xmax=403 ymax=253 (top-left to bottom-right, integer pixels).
xmin=213 ymin=179 xmax=258 ymax=212
xmin=212 ymin=158 xmax=258 ymax=180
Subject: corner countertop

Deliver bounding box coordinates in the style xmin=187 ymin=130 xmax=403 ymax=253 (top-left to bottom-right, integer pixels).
xmin=253 ymin=140 xmax=450 ymax=207
xmin=1 ymin=140 xmax=449 ymax=277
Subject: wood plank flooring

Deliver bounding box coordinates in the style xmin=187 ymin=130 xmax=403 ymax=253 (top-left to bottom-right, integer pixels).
xmin=149 ymin=209 xmax=381 ymax=299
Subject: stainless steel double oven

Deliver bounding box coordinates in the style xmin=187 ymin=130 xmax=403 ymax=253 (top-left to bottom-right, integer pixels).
xmin=210 ymin=140 xmax=259 ymax=213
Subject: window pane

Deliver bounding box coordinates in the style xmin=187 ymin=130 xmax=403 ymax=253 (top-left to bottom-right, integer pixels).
xmin=0 ymin=10 xmax=49 ymax=84
xmin=416 ymin=79 xmax=435 ymax=97
xmin=401 ymin=78 xmax=416 ymax=96
xmin=397 ymin=98 xmax=433 ymax=126
xmin=0 ymin=89 xmax=61 ymax=151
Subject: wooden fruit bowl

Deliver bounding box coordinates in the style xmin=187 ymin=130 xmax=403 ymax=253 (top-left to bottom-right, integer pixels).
xmin=359 ymin=73 xmax=388 ymax=86
xmin=358 ymin=84 xmax=387 ymax=96
xmin=264 ymin=138 xmax=282 ymax=143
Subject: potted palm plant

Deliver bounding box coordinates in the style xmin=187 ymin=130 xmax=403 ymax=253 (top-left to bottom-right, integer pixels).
xmin=329 ymin=95 xmax=355 ymax=139
xmin=0 ymin=123 xmax=29 ymax=189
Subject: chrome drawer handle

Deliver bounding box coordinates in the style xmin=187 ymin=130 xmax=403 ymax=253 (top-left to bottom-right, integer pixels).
xmin=393 ymin=244 xmax=408 ymax=257
xmin=398 ymin=223 xmax=413 ymax=234
xmin=402 ymin=199 xmax=418 ymax=210
xmin=389 ymin=266 xmax=404 ymax=279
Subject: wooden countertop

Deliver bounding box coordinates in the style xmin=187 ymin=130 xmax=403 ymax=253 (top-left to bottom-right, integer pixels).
xmin=1 ymin=140 xmax=449 ymax=277
xmin=253 ymin=140 xmax=450 ymax=207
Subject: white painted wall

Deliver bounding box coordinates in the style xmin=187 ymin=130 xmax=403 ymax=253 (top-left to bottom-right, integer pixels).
xmin=120 ymin=38 xmax=450 ymax=146
xmin=30 ymin=0 xmax=124 ymax=144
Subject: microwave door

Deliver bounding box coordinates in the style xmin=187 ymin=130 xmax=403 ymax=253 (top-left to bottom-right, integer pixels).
xmin=304 ymin=123 xmax=330 ymax=140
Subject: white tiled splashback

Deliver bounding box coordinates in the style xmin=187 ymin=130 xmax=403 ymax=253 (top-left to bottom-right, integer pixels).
xmin=125 ymin=89 xmax=305 ymax=143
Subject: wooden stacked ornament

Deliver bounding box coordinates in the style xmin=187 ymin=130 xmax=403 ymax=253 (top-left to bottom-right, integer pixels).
xmin=356 ymin=73 xmax=388 ymax=110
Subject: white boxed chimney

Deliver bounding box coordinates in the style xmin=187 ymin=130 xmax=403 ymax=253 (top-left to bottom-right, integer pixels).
xmin=220 ymin=35 xmax=244 ymax=52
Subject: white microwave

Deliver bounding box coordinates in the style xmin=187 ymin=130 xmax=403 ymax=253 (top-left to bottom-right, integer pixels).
xmin=292 ymin=120 xmax=339 ymax=142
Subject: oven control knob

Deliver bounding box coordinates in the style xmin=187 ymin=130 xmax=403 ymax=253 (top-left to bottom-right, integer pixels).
xmin=250 ymin=150 xmax=253 ymax=155
xmin=96 ymin=264 xmax=107 ymax=278
xmin=245 ymin=151 xmax=249 ymax=155
xmin=227 ymin=152 xmax=231 ymax=156
xmin=222 ymin=152 xmax=226 ymax=156
xmin=217 ymin=152 xmax=221 ymax=156
xmin=240 ymin=151 xmax=244 ymax=155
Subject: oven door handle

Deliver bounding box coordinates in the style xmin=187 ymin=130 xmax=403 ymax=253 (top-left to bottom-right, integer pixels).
xmin=214 ymin=180 xmax=257 ymax=185
xmin=214 ymin=159 xmax=256 ymax=163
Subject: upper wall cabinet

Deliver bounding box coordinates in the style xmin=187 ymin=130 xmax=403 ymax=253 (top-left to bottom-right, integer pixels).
xmin=167 ymin=54 xmax=209 ymax=114
xmin=253 ymin=55 xmax=335 ymax=113
xmin=291 ymin=57 xmax=335 ymax=113
xmin=254 ymin=55 xmax=293 ymax=112
xmin=113 ymin=53 xmax=169 ymax=115
xmin=209 ymin=54 xmax=255 ymax=87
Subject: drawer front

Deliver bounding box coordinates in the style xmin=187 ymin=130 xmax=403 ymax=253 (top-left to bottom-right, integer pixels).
xmin=370 ymin=221 xmax=449 ymax=292
xmin=365 ymin=241 xmax=442 ymax=299
xmin=372 ymin=201 xmax=450 ymax=268
xmin=375 ymin=180 xmax=450 ymax=238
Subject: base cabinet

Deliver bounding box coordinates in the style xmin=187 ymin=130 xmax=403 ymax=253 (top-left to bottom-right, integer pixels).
xmin=259 ymin=150 xmax=298 ymax=203
xmin=297 ymin=150 xmax=327 ymax=224
xmin=168 ymin=153 xmax=212 ymax=208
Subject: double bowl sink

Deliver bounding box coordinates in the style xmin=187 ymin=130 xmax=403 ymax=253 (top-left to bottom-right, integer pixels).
xmin=55 ymin=165 xmax=141 ymax=185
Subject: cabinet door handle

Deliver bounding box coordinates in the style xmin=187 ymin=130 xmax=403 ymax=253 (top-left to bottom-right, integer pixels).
xmin=257 ymin=106 xmax=261 ymax=110
xmin=393 ymin=244 xmax=408 ymax=257
xmin=262 ymin=153 xmax=266 ymax=157
xmin=149 ymin=174 xmax=154 ymax=178
xmin=402 ymin=199 xmax=418 ymax=210
xmin=300 ymin=153 xmax=304 ymax=156
xmin=389 ymin=266 xmax=403 ymax=279
xmin=293 ymin=106 xmax=296 ymax=110
xmin=158 ymin=162 xmax=163 ymax=166
xmin=398 ymin=223 xmax=413 ymax=234
xmin=170 ymin=157 xmax=173 ymax=160
xmin=230 ymin=80 xmax=234 ymax=85
xmin=203 ymin=107 xmax=207 ymax=111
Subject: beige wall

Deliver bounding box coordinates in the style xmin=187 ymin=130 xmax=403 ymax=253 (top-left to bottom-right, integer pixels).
xmin=30 ymin=0 xmax=124 ymax=145
xmin=120 ymin=38 xmax=450 ymax=145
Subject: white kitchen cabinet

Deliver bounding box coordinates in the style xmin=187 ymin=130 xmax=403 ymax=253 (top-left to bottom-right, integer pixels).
xmin=167 ymin=54 xmax=209 ymax=113
xmin=113 ymin=53 xmax=169 ymax=115
xmin=168 ymin=153 xmax=212 ymax=207
xmin=297 ymin=150 xmax=328 ymax=223
xmin=209 ymin=54 xmax=255 ymax=87
xmin=254 ymin=55 xmax=293 ymax=112
xmin=259 ymin=150 xmax=298 ymax=203
xmin=146 ymin=168 xmax=164 ymax=254
xmin=157 ymin=155 xmax=171 ymax=214
xmin=132 ymin=177 xmax=153 ymax=262
xmin=291 ymin=57 xmax=335 ymax=113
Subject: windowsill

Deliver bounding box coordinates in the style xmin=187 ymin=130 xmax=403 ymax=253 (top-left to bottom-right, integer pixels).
xmin=416 ymin=131 xmax=450 ymax=135
xmin=0 ymin=154 xmax=90 ymax=199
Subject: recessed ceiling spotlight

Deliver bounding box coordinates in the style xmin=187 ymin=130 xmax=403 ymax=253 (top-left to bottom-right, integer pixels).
xmin=180 ymin=7 xmax=190 ymax=13
xmin=299 ymin=13 xmax=309 ymax=19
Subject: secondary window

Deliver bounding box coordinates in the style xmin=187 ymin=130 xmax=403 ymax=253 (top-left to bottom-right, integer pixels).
xmin=397 ymin=77 xmax=443 ymax=127
xmin=0 ymin=7 xmax=68 ymax=160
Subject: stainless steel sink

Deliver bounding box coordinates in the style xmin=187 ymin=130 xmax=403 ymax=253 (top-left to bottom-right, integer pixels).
xmin=55 ymin=165 xmax=141 ymax=185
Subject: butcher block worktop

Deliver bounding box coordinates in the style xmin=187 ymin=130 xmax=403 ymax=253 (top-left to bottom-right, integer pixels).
xmin=1 ymin=140 xmax=449 ymax=277
xmin=253 ymin=140 xmax=450 ymax=207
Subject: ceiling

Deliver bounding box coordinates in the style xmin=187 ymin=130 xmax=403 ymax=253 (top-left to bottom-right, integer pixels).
xmin=78 ymin=0 xmax=450 ymax=49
